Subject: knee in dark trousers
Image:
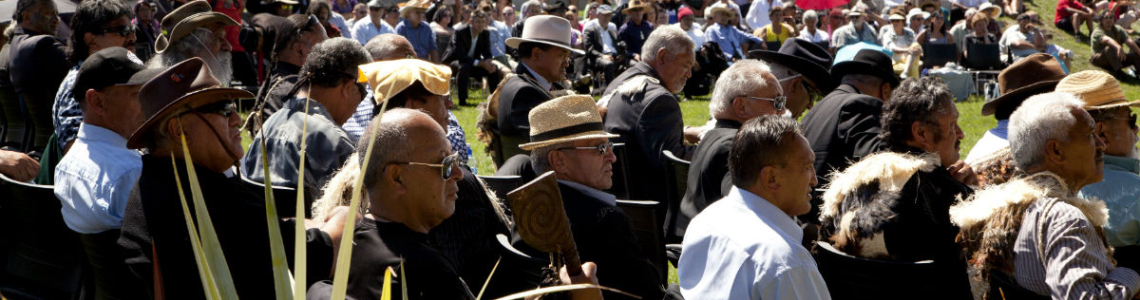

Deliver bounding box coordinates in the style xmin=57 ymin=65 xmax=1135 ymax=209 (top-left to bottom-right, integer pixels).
xmin=450 ymin=61 xmax=498 ymax=105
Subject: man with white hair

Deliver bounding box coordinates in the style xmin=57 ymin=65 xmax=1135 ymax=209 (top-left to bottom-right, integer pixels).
xmin=952 ymin=92 xmax=1140 ymax=300
xmin=510 ymin=0 xmax=543 ymax=37
xmin=148 ymin=1 xmax=239 ymax=85
xmin=602 ymin=25 xmax=697 ymax=205
xmin=673 ymin=60 xmax=784 ymax=242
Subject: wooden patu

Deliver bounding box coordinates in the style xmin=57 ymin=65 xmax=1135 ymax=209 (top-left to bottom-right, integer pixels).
xmin=507 ymin=171 xmax=582 ymax=275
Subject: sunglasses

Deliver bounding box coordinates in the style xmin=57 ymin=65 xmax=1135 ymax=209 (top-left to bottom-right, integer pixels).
xmin=398 ymin=152 xmax=461 ymax=179
xmin=93 ymin=24 xmax=136 ymax=37
xmin=742 ymin=95 xmax=787 ymax=110
xmin=557 ymin=141 xmax=614 ymax=156
xmin=187 ymin=100 xmax=238 ymax=118
xmin=281 ymin=4 xmax=294 ymax=10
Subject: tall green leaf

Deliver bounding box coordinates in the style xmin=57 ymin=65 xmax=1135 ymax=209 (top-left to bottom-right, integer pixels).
xmin=170 ymin=155 xmax=222 ymax=299
xmin=292 ymin=94 xmax=314 ymax=300
xmin=178 ymin=134 xmax=240 ymax=299
xmin=258 ymin=128 xmax=295 ymax=300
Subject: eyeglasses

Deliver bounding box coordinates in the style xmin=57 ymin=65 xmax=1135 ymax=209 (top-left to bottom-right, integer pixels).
xmin=1104 ymin=113 xmax=1139 ymax=128
xmin=741 ymin=95 xmax=787 ymax=110
xmin=556 ymin=141 xmax=614 ymax=156
xmin=396 ymin=152 xmax=461 ymax=179
xmin=92 ymin=25 xmax=136 ymax=37
xmin=281 ymin=4 xmax=294 ymax=10
xmin=187 ymin=100 xmax=238 ymax=118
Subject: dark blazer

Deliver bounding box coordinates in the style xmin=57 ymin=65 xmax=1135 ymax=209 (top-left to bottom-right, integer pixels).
xmin=798 ymin=84 xmax=884 ymax=222
xmin=602 ymin=62 xmax=694 ymax=203
xmin=443 ymin=25 xmax=494 ymax=66
xmin=513 ymin=182 xmax=664 ymax=300
xmin=497 ymin=63 xmax=556 ymax=141
xmin=582 ymin=23 xmax=618 ymax=65
xmin=673 ymin=119 xmax=739 ymax=241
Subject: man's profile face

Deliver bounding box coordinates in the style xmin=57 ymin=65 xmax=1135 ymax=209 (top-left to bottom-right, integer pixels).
xmin=1095 ymin=107 xmax=1138 ymax=158
xmin=1059 ymin=108 xmax=1106 ymax=189
xmin=532 ymin=46 xmax=571 ymax=82
xmin=739 ymin=74 xmax=786 ymax=119
xmin=656 ymin=48 xmax=695 ymax=93
xmin=553 ymin=138 xmax=616 ymax=190
xmin=26 ymin=0 xmax=60 ymax=34
xmin=403 ymin=129 xmax=462 ymax=228
xmin=98 ymin=84 xmax=145 ymax=137
xmin=781 ymin=74 xmax=817 ymax=119
xmin=928 ymin=100 xmax=964 ymax=168
xmin=772 ymin=134 xmax=817 ymax=217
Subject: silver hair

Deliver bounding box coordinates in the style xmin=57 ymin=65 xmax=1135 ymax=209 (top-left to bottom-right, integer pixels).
xmin=1009 ymin=92 xmax=1086 ymax=171
xmin=148 ymin=28 xmax=233 ymax=85
xmin=709 ymin=59 xmax=773 ymax=118
xmin=520 ymin=0 xmax=541 ymax=18
xmin=364 ymin=33 xmax=407 ymax=60
xmin=641 ymin=25 xmax=694 ymax=62
xmin=530 ymin=142 xmax=570 ymax=174
xmin=803 ymin=10 xmax=819 ymax=24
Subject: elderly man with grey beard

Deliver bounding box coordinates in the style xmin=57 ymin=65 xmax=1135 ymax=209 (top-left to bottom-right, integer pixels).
xmin=147 ymin=1 xmax=237 ymax=85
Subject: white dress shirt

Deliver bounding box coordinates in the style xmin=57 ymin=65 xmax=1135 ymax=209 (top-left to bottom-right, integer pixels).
xmin=685 ymin=25 xmax=707 ymax=49
xmin=679 ymin=187 xmax=832 ymax=300
xmin=54 ymin=123 xmax=143 ymax=234
xmin=798 ymin=27 xmax=830 ymax=43
xmin=745 ymin=0 xmax=783 ymax=30
xmin=351 ymin=17 xmax=395 ymax=45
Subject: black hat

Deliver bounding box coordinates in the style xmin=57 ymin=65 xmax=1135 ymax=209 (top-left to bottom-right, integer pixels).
xmin=829 ymin=48 xmax=899 ymax=88
xmin=72 ymin=47 xmax=146 ymax=102
xmin=748 ymin=38 xmax=837 ymax=93
xmin=544 ymin=0 xmax=568 ymax=13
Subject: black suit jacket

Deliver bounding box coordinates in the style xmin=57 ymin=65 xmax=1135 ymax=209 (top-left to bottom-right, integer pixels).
xmin=497 ymin=64 xmax=556 ymax=139
xmin=512 ymin=182 xmax=664 ymax=300
xmin=602 ymin=62 xmax=694 ymax=203
xmin=798 ymin=84 xmax=884 ymax=222
xmin=673 ymin=119 xmax=739 ymax=241
xmin=443 ymin=25 xmax=493 ymax=66
xmin=582 ymin=23 xmax=618 ymax=65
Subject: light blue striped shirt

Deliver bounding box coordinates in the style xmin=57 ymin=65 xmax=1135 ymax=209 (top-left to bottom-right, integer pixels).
xmin=54 ymin=123 xmax=142 ymax=234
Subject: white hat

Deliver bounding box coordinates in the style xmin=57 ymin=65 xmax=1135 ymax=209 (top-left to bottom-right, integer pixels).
xmin=906 ymin=8 xmax=929 ymax=21
xmin=505 ymin=15 xmax=585 ymax=55
xmin=979 ymin=2 xmax=1002 ymax=18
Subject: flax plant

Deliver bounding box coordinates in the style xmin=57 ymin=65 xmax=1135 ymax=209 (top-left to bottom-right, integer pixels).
xmin=172 ymin=133 xmax=239 ymax=299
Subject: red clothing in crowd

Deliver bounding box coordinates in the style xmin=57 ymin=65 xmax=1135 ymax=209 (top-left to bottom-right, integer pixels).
xmin=1055 ymin=0 xmax=1087 ymax=26
xmin=213 ymin=0 xmax=245 ymax=52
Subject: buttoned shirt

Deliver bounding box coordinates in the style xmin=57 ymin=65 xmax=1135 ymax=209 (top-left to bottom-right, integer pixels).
xmin=831 ymin=22 xmax=879 ymax=49
xmin=351 ymin=18 xmax=395 ymax=45
xmin=964 ymin=119 xmax=1009 ymax=164
xmin=678 ymin=187 xmax=832 ymax=300
xmin=1080 ymin=155 xmax=1140 ymax=247
xmin=395 ymin=20 xmax=437 ymax=59
xmin=706 ymin=22 xmax=765 ymax=59
xmin=490 ymin=20 xmax=511 ymax=57
xmin=54 ymin=123 xmax=142 ymax=234
xmin=745 ymin=0 xmax=783 ymax=30
xmin=799 ymin=28 xmax=830 ymax=43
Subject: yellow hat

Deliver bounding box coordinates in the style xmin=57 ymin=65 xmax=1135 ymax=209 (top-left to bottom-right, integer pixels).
xmin=357 ymin=59 xmax=451 ymax=105
xmin=519 ymin=95 xmax=619 ymax=150
xmin=1055 ymin=70 xmax=1140 ymax=110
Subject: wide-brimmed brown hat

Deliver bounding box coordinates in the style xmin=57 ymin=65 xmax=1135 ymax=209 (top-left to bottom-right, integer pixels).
xmin=357 ymin=58 xmax=451 ymax=105
xmin=981 ymin=53 xmax=1066 ymax=116
xmin=154 ymin=1 xmax=239 ymax=53
xmin=505 ymin=15 xmax=584 ymax=55
xmin=623 ymin=0 xmax=650 ymax=14
xmin=519 ymin=95 xmax=619 ymax=150
xmin=1055 ymin=70 xmax=1140 ymax=110
xmin=127 ymin=58 xmax=254 ymax=149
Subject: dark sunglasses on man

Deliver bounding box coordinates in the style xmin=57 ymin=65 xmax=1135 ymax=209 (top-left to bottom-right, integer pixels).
xmin=397 ymin=152 xmax=461 ymax=179
xmin=557 ymin=141 xmax=614 ymax=156
xmin=186 ymin=100 xmax=239 ymax=118
xmin=93 ymin=24 xmax=137 ymax=37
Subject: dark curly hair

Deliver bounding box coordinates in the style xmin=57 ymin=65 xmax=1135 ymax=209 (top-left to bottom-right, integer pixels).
xmin=67 ymin=0 xmax=134 ymax=65
xmin=300 ymin=37 xmax=372 ymax=88
xmin=880 ymin=77 xmax=955 ymax=152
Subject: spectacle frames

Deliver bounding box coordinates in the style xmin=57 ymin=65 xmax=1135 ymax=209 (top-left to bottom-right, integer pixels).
xmin=742 ymin=95 xmax=787 ymax=110
xmin=557 ymin=141 xmax=614 ymax=156
xmin=397 ymin=152 xmax=461 ymax=179
xmin=92 ymin=25 xmax=136 ymax=37
xmin=187 ymin=100 xmax=238 ymax=118
xmin=1105 ymin=113 xmax=1139 ymax=128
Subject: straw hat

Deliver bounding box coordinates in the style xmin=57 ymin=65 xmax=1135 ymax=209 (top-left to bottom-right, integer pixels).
xmin=707 ymin=2 xmax=735 ymax=17
xmin=400 ymin=0 xmax=430 ymax=17
xmin=358 ymin=58 xmax=451 ymax=105
xmin=128 ymin=58 xmax=254 ymax=149
xmin=518 ymin=95 xmax=619 ymax=150
xmin=506 ymin=15 xmax=584 ymax=55
xmin=978 ymin=3 xmax=1002 ymax=19
xmin=623 ymin=0 xmax=650 ymax=14
xmin=154 ymin=1 xmax=239 ymax=53
xmin=1055 ymin=70 xmax=1140 ymax=110
xmin=981 ymin=53 xmax=1066 ymax=116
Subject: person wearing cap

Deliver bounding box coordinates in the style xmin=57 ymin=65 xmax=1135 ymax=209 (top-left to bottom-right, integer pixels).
xmin=678 ymin=115 xmax=829 ymax=300
xmin=964 ymin=53 xmax=1067 ymax=163
xmin=618 ymin=0 xmax=655 ymax=60
xmin=999 ymin=11 xmax=1045 ymax=62
xmin=950 ymin=91 xmax=1140 ymax=300
xmin=799 ymin=10 xmax=829 ymax=43
xmin=1091 ymin=9 xmax=1140 ymax=76
xmin=8 ymin=0 xmax=68 ymax=152
xmin=830 ymin=8 xmax=879 ymax=52
xmin=816 ymin=77 xmax=973 ymax=298
xmin=148 ymin=1 xmax=239 ymax=86
xmin=516 ymin=95 xmax=664 ymax=300
xmin=395 ymin=0 xmax=439 ymax=63
xmin=52 ymin=0 xmax=139 ymax=157
xmin=907 ymin=8 xmax=929 ymax=34
xmin=678 ymin=6 xmax=706 ymax=47
xmin=250 ymin=14 xmax=330 ymax=128
xmin=706 ymin=2 xmax=764 ymax=60
xmin=242 ymin=38 xmax=370 ymax=196
xmin=703 ymin=0 xmax=744 ymax=25
xmin=444 ymin=8 xmax=499 ymax=106
xmin=799 ymin=47 xmax=899 ymax=220
xmin=674 ymin=60 xmax=785 ymax=242
xmin=745 ymin=0 xmax=783 ymax=30
xmin=54 ymin=47 xmax=146 ymax=237
xmin=267 ymin=0 xmax=299 ymax=17
xmin=118 ymin=57 xmax=347 ymax=300
xmin=601 ymin=25 xmax=697 ymax=208
xmin=1056 ymin=71 xmax=1140 ymax=249
xmin=750 ymin=38 xmax=836 ymax=119
xmin=350 ymin=0 xmax=396 ymax=45
xmin=496 ymin=15 xmax=582 ymax=165
xmin=583 ymin=4 xmax=621 ymax=91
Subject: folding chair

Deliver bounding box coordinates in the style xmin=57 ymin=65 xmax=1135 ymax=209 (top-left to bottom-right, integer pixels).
xmin=616 ymin=199 xmax=667 ymax=284
xmin=661 ymin=150 xmax=690 ymax=243
xmin=0 ymin=173 xmax=85 ymax=299
xmin=476 ymin=175 xmax=526 ymax=202
xmin=921 ymin=42 xmax=958 ymax=69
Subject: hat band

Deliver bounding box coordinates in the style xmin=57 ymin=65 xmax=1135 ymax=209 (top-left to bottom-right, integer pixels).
xmin=524 ymin=37 xmax=573 ymax=48
xmin=530 ymin=121 xmax=604 ymax=142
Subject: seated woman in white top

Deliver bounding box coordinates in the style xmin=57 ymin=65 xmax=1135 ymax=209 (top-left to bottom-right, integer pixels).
xmin=798 ymin=10 xmax=830 ymax=44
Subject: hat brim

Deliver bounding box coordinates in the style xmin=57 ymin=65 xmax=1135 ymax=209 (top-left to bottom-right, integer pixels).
xmin=127 ymin=87 xmax=255 ymax=149
xmin=708 ymin=7 xmax=734 ymax=16
xmin=1088 ymin=99 xmax=1140 ymax=110
xmin=155 ymin=12 xmax=240 ymax=53
xmin=831 ymin=61 xmax=899 ymax=88
xmin=518 ymin=131 xmax=620 ymax=150
xmin=506 ymin=37 xmax=586 ymax=55
xmin=622 ymin=5 xmax=648 ymax=14
xmin=749 ymin=50 xmax=837 ymax=92
xmin=981 ymin=80 xmax=1060 ymax=115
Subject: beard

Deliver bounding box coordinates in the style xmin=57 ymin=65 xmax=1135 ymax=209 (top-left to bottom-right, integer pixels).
xmin=205 ymin=51 xmax=234 ymax=86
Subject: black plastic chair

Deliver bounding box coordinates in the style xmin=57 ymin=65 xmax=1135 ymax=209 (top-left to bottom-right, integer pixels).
xmin=616 ymin=199 xmax=667 ymax=284
xmin=476 ymin=175 xmax=526 ymax=202
xmin=0 ymin=88 xmax=26 ymax=150
xmin=482 ymin=233 xmax=548 ymax=299
xmin=0 ymin=173 xmax=85 ymax=300
xmin=240 ymin=175 xmax=312 ymax=219
xmin=812 ymin=241 xmax=947 ymax=300
xmin=965 ymin=42 xmax=1002 ymax=70
xmin=922 ymin=42 xmax=958 ymax=69
xmin=607 ymin=143 xmax=631 ymax=200
xmin=661 ymin=150 xmax=690 ymax=243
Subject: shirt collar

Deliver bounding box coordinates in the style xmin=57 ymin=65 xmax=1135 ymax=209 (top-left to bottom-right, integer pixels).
xmin=558 ymin=179 xmax=618 ymax=206
xmin=519 ymin=62 xmax=553 ymax=91
xmin=1104 ymin=154 xmax=1140 ymax=174
xmin=730 ymin=186 xmax=802 ymax=242
xmin=77 ymin=123 xmax=130 ymax=148
xmin=286 ymin=97 xmax=338 ymax=123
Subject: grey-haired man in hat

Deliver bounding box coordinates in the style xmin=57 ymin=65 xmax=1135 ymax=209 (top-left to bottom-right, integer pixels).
xmin=148 ymin=1 xmax=239 ymax=85
xmin=830 ymin=8 xmax=878 ymax=52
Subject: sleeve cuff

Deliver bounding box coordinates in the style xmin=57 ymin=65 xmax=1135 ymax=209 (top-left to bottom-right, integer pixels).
xmin=1108 ymin=266 xmax=1140 ymax=294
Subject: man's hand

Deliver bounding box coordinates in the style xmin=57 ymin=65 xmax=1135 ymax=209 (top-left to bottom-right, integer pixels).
xmin=947 ymin=160 xmax=979 ymax=186
xmin=479 ymin=60 xmax=497 ymax=73
xmin=0 ymin=150 xmax=39 ymax=182
xmin=559 ymin=262 xmax=603 ymax=300
xmin=601 ymin=54 xmax=613 ymax=61
xmin=684 ymin=126 xmax=705 ymax=144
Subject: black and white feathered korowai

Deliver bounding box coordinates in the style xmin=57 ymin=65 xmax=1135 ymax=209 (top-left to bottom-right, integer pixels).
xmin=595 ymin=75 xmax=658 ymax=109
xmin=817 ymin=152 xmax=940 ymax=259
xmin=949 ymin=172 xmax=1109 ymax=300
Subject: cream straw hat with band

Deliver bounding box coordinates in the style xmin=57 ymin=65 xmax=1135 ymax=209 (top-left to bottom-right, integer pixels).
xmin=358 ymin=58 xmax=452 ymax=105
xmin=1055 ymin=70 xmax=1140 ymax=110
xmin=519 ymin=95 xmax=620 ymax=150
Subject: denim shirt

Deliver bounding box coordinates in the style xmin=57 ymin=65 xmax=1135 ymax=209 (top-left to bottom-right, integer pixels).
xmin=241 ymin=97 xmax=357 ymax=193
xmin=1079 ymin=155 xmax=1140 ymax=247
xmin=54 ymin=123 xmax=142 ymax=234
xmin=705 ymin=22 xmax=764 ymax=59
